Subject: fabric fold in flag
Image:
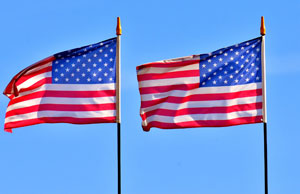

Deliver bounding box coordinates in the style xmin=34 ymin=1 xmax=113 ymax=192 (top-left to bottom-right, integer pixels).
xmin=137 ymin=37 xmax=264 ymax=131
xmin=4 ymin=38 xmax=117 ymax=132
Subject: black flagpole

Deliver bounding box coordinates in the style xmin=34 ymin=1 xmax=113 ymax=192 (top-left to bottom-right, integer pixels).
xmin=260 ymin=16 xmax=268 ymax=194
xmin=116 ymin=17 xmax=122 ymax=194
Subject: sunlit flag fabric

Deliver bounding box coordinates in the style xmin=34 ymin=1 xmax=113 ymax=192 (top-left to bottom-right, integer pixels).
xmin=4 ymin=38 xmax=117 ymax=132
xmin=137 ymin=37 xmax=264 ymax=131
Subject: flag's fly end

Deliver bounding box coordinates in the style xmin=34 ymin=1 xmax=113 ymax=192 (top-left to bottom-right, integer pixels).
xmin=116 ymin=17 xmax=122 ymax=36
xmin=260 ymin=16 xmax=266 ymax=36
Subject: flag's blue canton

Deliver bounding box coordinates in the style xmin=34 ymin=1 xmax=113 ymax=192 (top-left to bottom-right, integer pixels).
xmin=52 ymin=38 xmax=117 ymax=84
xmin=199 ymin=37 xmax=262 ymax=87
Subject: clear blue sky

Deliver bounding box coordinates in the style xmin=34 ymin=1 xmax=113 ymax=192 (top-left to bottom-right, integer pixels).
xmin=1 ymin=0 xmax=300 ymax=194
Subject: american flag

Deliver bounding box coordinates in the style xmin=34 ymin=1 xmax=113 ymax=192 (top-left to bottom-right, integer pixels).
xmin=4 ymin=38 xmax=117 ymax=132
xmin=137 ymin=37 xmax=264 ymax=131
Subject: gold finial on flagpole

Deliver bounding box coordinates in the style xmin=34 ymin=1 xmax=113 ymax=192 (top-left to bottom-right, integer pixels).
xmin=116 ymin=17 xmax=122 ymax=35
xmin=260 ymin=16 xmax=266 ymax=36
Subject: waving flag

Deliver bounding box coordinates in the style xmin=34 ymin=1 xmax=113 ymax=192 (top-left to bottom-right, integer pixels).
xmin=137 ymin=37 xmax=264 ymax=131
xmin=4 ymin=38 xmax=117 ymax=132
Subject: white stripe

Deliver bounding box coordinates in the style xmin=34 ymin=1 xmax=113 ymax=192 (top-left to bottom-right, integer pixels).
xmin=139 ymin=77 xmax=199 ymax=88
xmin=18 ymin=83 xmax=116 ymax=97
xmin=141 ymin=96 xmax=262 ymax=113
xmin=137 ymin=63 xmax=199 ymax=75
xmin=7 ymin=96 xmax=115 ymax=112
xmin=5 ymin=110 xmax=116 ymax=123
xmin=24 ymin=62 xmax=52 ymax=75
xmin=142 ymin=109 xmax=262 ymax=126
xmin=17 ymin=72 xmax=51 ymax=90
xmin=141 ymin=83 xmax=262 ymax=101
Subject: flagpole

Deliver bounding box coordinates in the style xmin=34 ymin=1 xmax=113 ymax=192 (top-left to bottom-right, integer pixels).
xmin=116 ymin=17 xmax=122 ymax=194
xmin=260 ymin=16 xmax=268 ymax=194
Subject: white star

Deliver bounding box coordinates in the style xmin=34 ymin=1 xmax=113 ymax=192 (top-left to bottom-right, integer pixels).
xmin=98 ymin=77 xmax=102 ymax=81
xmin=256 ymin=48 xmax=260 ymax=52
xmin=224 ymin=71 xmax=228 ymax=74
xmin=202 ymin=82 xmax=206 ymax=86
xmin=246 ymin=42 xmax=250 ymax=45
xmin=219 ymin=58 xmax=223 ymax=62
xmin=100 ymin=43 xmax=104 ymax=46
xmin=230 ymin=66 xmax=234 ymax=69
xmin=203 ymin=74 xmax=206 ymax=77
xmin=235 ymin=79 xmax=239 ymax=83
xmin=241 ymin=55 xmax=244 ymax=59
xmin=241 ymin=47 xmax=244 ymax=50
xmin=213 ymin=72 xmax=217 ymax=75
xmin=256 ymin=67 xmax=259 ymax=70
xmin=94 ymin=54 xmax=97 ymax=57
xmin=83 ymin=54 xmax=87 ymax=58
xmin=82 ymin=73 xmax=86 ymax=77
xmin=230 ymin=57 xmax=234 ymax=61
xmin=76 ymin=68 xmax=80 ymax=72
xmin=235 ymin=61 xmax=239 ymax=64
xmin=109 ymin=77 xmax=113 ymax=81
xmin=235 ymin=70 xmax=239 ymax=74
xmin=256 ymin=58 xmax=260 ymax=61
xmin=104 ymin=54 xmax=108 ymax=57
xmin=71 ymin=73 xmax=75 ymax=77
xmin=252 ymin=44 xmax=255 ymax=48
xmin=76 ymin=78 xmax=80 ymax=82
xmin=246 ymin=50 xmax=250 ymax=54
xmin=218 ymin=75 xmax=222 ymax=79
xmin=251 ymin=63 xmax=255 ymax=66
xmin=82 ymin=63 xmax=86 ymax=67
xmin=65 ymin=78 xmax=69 ymax=82
xmin=224 ymin=53 xmax=228 ymax=56
xmin=110 ymin=48 xmax=114 ymax=52
xmin=66 ymin=59 xmax=70 ymax=63
xmin=235 ymin=44 xmax=239 ymax=47
xmin=251 ymin=53 xmax=255 ymax=57
xmin=208 ymin=69 xmax=212 ymax=72
xmin=235 ymin=51 xmax=239 ymax=55
xmin=251 ymin=72 xmax=255 ymax=76
xmin=213 ymin=80 xmax=217 ymax=84
xmin=104 ymin=63 xmax=108 ymax=67
xmin=104 ymin=72 xmax=108 ymax=77
xmin=213 ymin=63 xmax=217 ymax=67
xmin=87 ymin=78 xmax=91 ymax=82
xmin=241 ymin=64 xmax=244 ymax=68
xmin=55 ymin=68 xmax=58 ymax=72
xmin=72 ymin=56 xmax=75 ymax=58
xmin=93 ymin=63 xmax=97 ymax=67
xmin=246 ymin=78 xmax=250 ymax=82
xmin=60 ymin=64 xmax=64 ymax=67
xmin=225 ymin=62 xmax=228 ymax=66
xmin=54 ymin=77 xmax=58 ymax=82
xmin=110 ymin=58 xmax=113 ymax=62
xmin=109 ymin=68 xmax=113 ymax=71
xmin=246 ymin=69 xmax=249 ymax=72
xmin=84 ymin=48 xmax=87 ymax=52
xmin=98 ymin=58 xmax=102 ymax=62
xmin=208 ymin=77 xmax=211 ymax=80
xmin=60 ymin=73 xmax=64 ymax=77
xmin=105 ymin=45 xmax=109 ymax=48
xmin=66 ymin=68 xmax=70 ymax=72
xmin=88 ymin=59 xmax=91 ymax=62
xmin=77 ymin=59 xmax=81 ymax=62
xmin=245 ymin=59 xmax=249 ymax=63
xmin=55 ymin=61 xmax=59 ymax=64
xmin=240 ymin=74 xmax=244 ymax=77
xmin=93 ymin=73 xmax=97 ymax=77
xmin=87 ymin=68 xmax=91 ymax=72
xmin=99 ymin=49 xmax=103 ymax=53
xmin=78 ymin=53 xmax=81 ymax=56
xmin=229 ymin=75 xmax=233 ymax=79
xmin=213 ymin=55 xmax=217 ymax=58
xmin=98 ymin=68 xmax=102 ymax=72
xmin=230 ymin=48 xmax=234 ymax=51
xmin=224 ymin=80 xmax=228 ymax=84
xmin=219 ymin=67 xmax=223 ymax=71
xmin=202 ymin=64 xmax=206 ymax=68
xmin=256 ymin=76 xmax=260 ymax=80
xmin=208 ymin=59 xmax=212 ymax=63
xmin=72 ymin=63 xmax=75 ymax=67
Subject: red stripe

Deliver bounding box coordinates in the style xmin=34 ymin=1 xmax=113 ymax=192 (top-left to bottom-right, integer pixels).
xmin=137 ymin=59 xmax=200 ymax=70
xmin=142 ymin=116 xmax=263 ymax=131
xmin=5 ymin=103 xmax=116 ymax=118
xmin=138 ymin=70 xmax=199 ymax=81
xmin=17 ymin=77 xmax=52 ymax=94
xmin=16 ymin=66 xmax=51 ymax=87
xmin=139 ymin=83 xmax=200 ymax=94
xmin=5 ymin=116 xmax=116 ymax=130
xmin=141 ymin=89 xmax=262 ymax=108
xmin=8 ymin=90 xmax=116 ymax=106
xmin=142 ymin=102 xmax=262 ymax=118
